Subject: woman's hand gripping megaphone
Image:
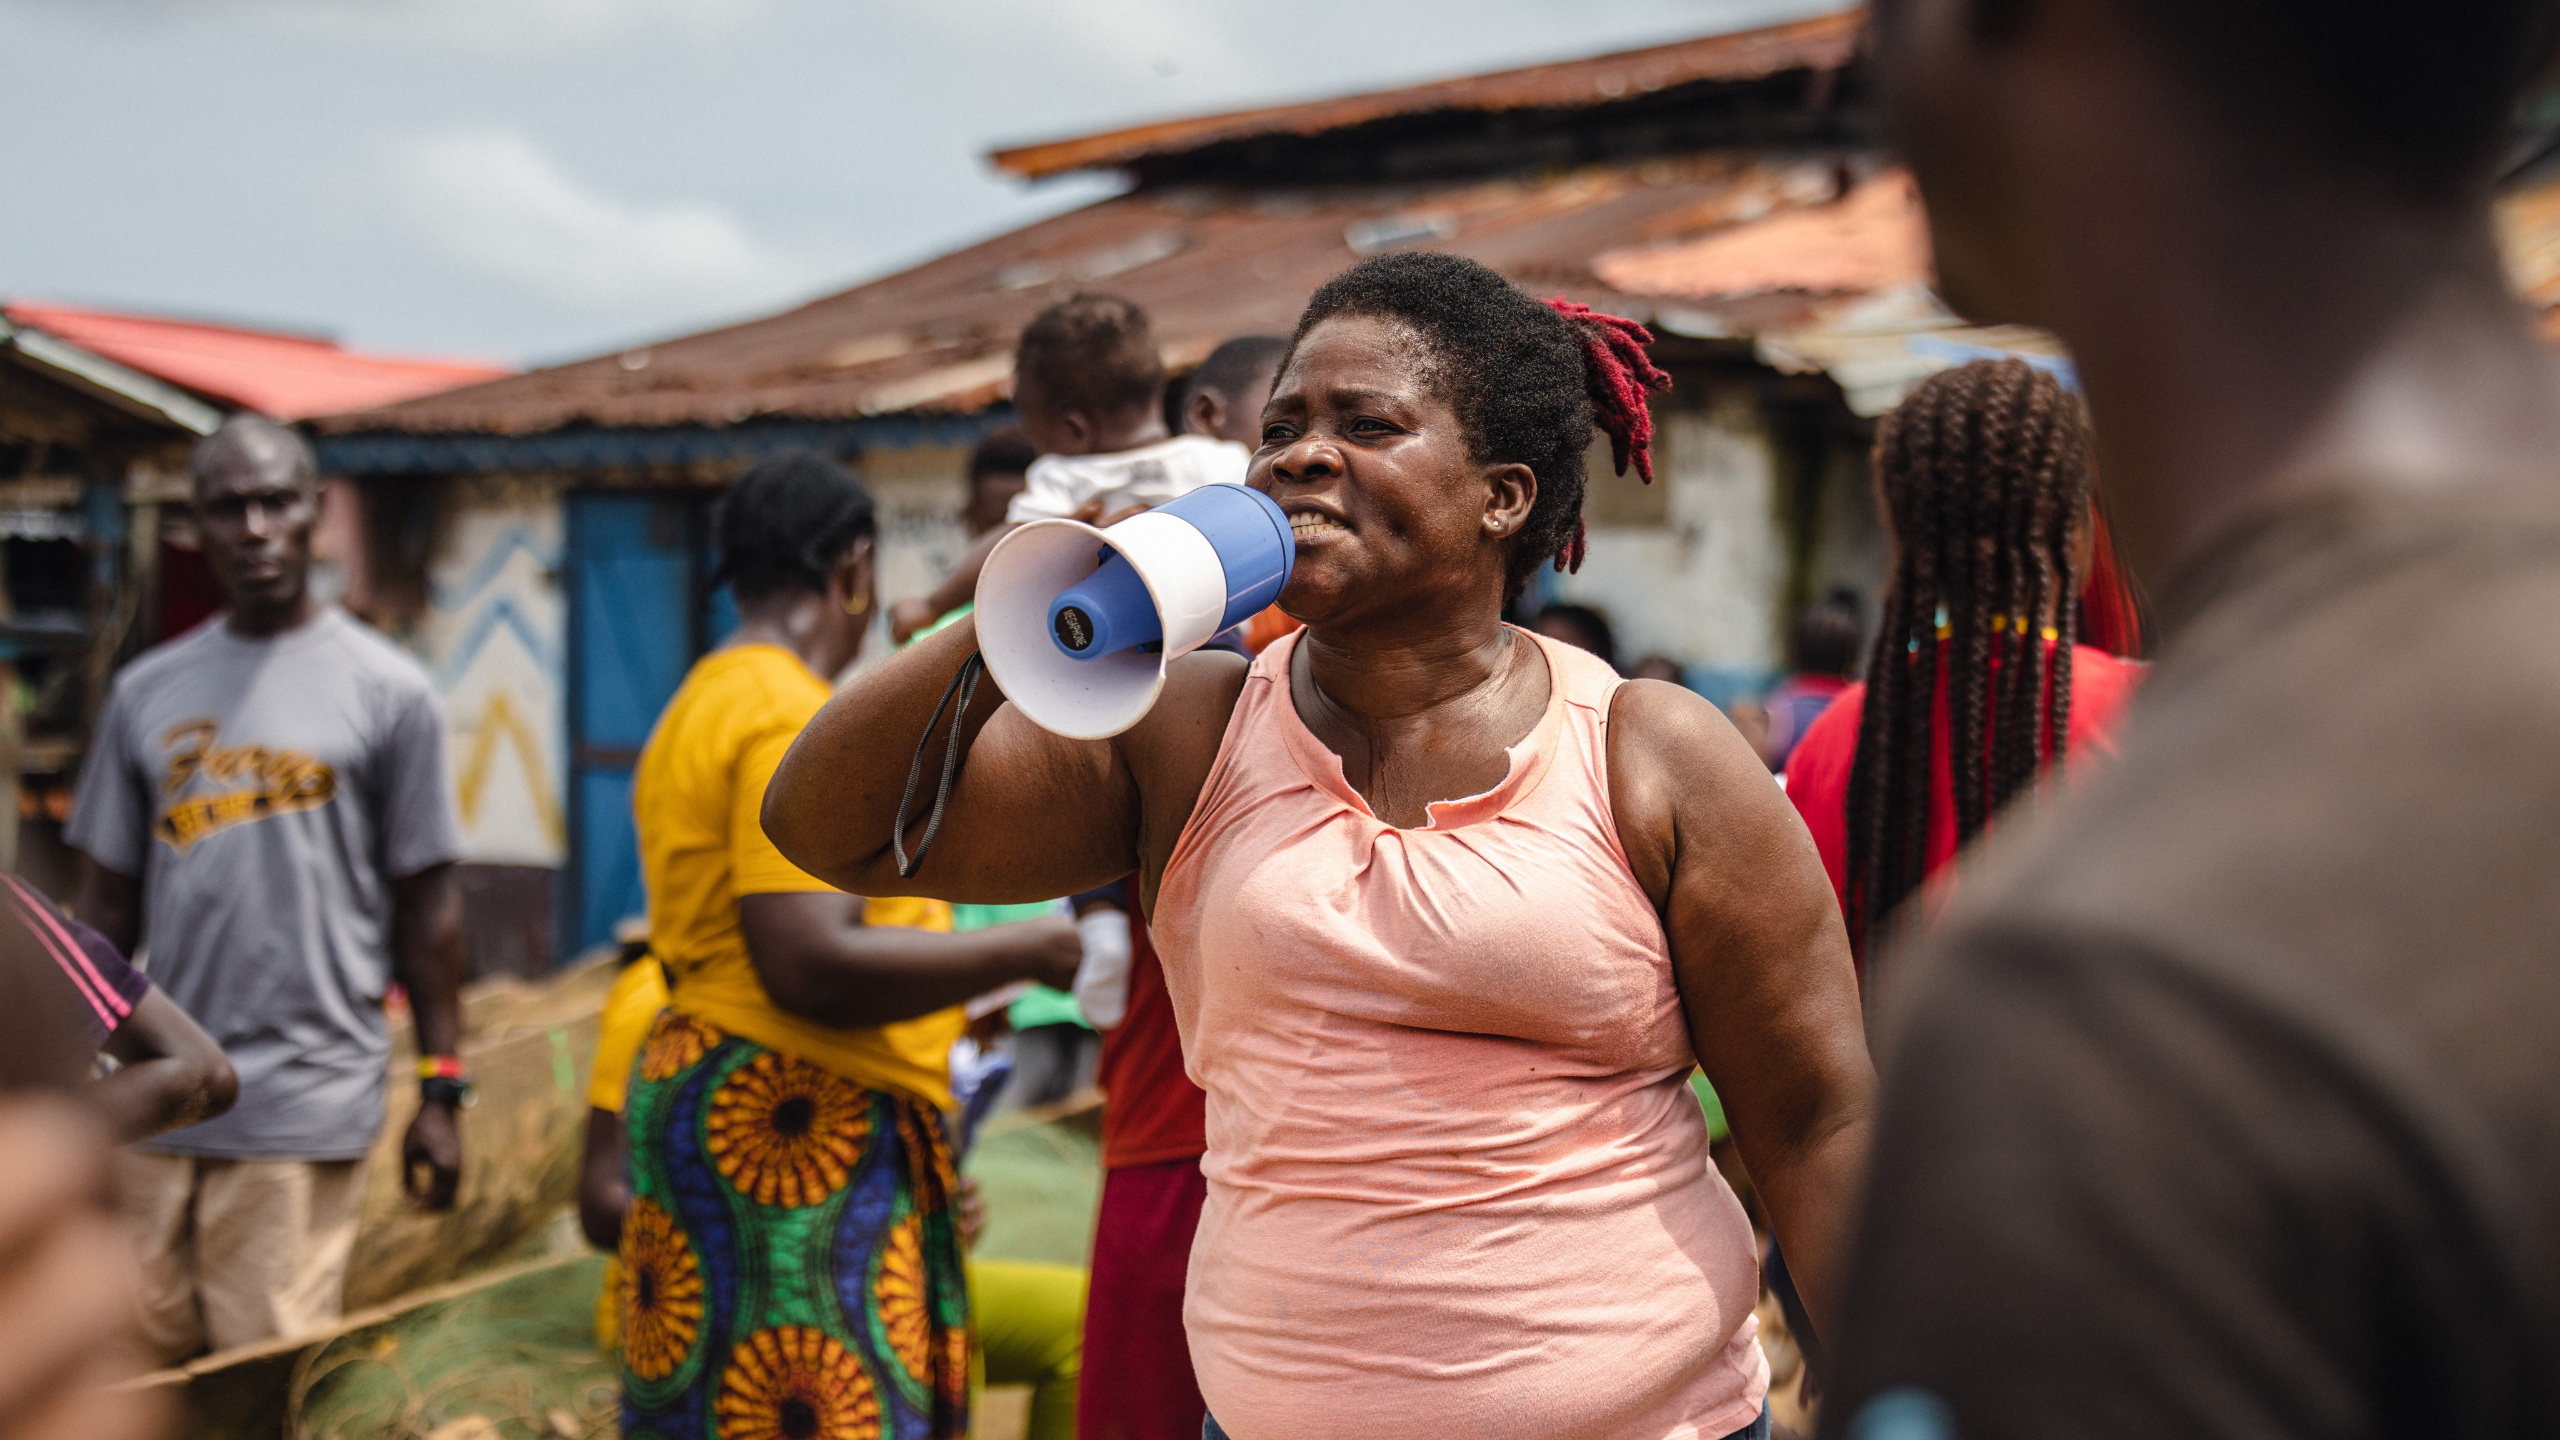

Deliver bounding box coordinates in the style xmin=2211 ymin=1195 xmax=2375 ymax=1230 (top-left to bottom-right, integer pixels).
xmin=876 ymin=482 xmax=1293 ymax=878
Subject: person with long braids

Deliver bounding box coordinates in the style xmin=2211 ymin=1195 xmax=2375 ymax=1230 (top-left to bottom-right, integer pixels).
xmin=764 ymin=252 xmax=1874 ymax=1440
xmin=1784 ymin=360 xmax=2145 ymax=964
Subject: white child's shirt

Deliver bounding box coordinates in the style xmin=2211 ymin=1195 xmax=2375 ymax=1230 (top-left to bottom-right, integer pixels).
xmin=1005 ymin=434 xmax=1252 ymax=523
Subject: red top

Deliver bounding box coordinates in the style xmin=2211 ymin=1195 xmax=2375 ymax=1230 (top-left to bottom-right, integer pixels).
xmin=1786 ymin=644 xmax=2147 ymax=918
xmin=1097 ymin=880 xmax=1208 ymax=1169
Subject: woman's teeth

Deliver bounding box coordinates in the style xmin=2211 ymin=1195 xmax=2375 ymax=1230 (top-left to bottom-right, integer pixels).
xmin=1290 ymin=514 xmax=1345 ymax=539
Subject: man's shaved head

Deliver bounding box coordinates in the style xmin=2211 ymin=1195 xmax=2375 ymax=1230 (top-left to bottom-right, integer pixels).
xmin=191 ymin=414 xmax=323 ymax=634
xmin=191 ymin=415 xmax=317 ymax=499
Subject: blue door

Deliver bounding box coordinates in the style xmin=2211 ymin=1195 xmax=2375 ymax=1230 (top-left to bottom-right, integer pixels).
xmin=564 ymin=495 xmax=702 ymax=958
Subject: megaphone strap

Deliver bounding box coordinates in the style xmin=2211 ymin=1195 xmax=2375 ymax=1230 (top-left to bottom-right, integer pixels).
xmin=893 ymin=649 xmax=988 ymax=880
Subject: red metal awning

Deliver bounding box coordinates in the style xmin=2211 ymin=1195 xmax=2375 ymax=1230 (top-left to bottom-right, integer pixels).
xmin=1 ymin=303 xmax=509 ymax=422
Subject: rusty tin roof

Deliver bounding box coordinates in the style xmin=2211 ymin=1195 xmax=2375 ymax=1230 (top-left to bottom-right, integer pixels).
xmin=987 ymin=10 xmax=1865 ymax=181
xmin=318 ymin=152 xmax=1901 ymax=440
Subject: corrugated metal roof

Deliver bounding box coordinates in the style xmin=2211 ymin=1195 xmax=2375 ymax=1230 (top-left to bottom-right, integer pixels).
xmin=1 ymin=303 xmax=508 ymax=421
xmin=1595 ymin=168 xmax=1927 ymax=299
xmin=988 ymin=10 xmax=1866 ymax=180
xmin=0 ymin=317 xmax=224 ymax=437
xmin=319 ymin=152 xmax=1885 ymax=439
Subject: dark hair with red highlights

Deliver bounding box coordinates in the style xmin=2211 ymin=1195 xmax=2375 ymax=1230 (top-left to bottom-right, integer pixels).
xmin=1285 ymin=252 xmax=1670 ymax=597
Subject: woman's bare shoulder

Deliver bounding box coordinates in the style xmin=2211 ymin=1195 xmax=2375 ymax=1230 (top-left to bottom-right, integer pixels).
xmin=1124 ymin=647 xmax=1256 ymax=888
xmin=1126 ymin=648 xmax=1254 ymax=789
xmin=1606 ymin=678 xmax=1788 ymax=896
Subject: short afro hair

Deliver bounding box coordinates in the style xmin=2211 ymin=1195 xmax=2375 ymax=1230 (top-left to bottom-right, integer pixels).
xmin=715 ymin=450 xmax=875 ymax=601
xmin=1283 ymin=252 xmax=1666 ymax=599
xmin=1015 ymin=292 xmax=1164 ymax=420
xmin=1184 ymin=335 xmax=1288 ymax=415
xmin=1791 ymin=588 xmax=1864 ymax=677
xmin=968 ymin=426 xmax=1038 ymax=484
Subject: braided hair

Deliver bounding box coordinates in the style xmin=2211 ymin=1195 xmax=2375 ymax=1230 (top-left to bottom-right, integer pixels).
xmin=1285 ymin=253 xmax=1670 ymax=598
xmin=1842 ymin=359 xmax=2092 ymax=960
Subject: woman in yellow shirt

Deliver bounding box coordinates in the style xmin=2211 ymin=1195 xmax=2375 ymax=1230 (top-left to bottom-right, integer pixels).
xmin=613 ymin=452 xmax=1081 ymax=1440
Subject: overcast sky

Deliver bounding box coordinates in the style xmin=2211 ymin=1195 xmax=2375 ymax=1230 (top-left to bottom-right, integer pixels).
xmin=3 ymin=0 xmax=1844 ymax=366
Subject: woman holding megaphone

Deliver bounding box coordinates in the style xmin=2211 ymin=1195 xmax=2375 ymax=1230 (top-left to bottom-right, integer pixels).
xmin=767 ymin=253 xmax=1874 ymax=1440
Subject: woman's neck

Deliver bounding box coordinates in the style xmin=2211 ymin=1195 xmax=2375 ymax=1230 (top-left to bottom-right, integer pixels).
xmin=1292 ymin=612 xmax=1549 ymax=830
xmin=1299 ymin=608 xmax=1515 ymax=725
xmin=729 ymin=592 xmax=843 ymax=677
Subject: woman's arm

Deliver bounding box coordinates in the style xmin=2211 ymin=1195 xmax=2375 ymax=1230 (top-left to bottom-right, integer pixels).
xmin=96 ymin=989 xmax=238 ymax=1143
xmin=1610 ymin=679 xmax=1876 ymax=1339
xmin=738 ymin=891 xmax=1083 ymax=1029
xmin=577 ymin=1107 xmax=628 ymax=1251
xmin=763 ymin=611 xmax=1248 ymax=905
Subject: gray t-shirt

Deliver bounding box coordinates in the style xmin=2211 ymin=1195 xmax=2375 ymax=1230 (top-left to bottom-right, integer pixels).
xmin=68 ymin=610 xmax=464 ymax=1159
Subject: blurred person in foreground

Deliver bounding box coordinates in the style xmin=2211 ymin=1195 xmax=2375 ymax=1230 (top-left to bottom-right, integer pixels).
xmin=1762 ymin=590 xmax=1863 ymax=772
xmin=1827 ymin=2 xmax=2560 ymax=1437
xmin=69 ymin=415 xmax=467 ymax=1363
xmin=2 ymin=872 xmax=234 ymax=1142
xmin=0 ymin=881 xmax=238 ymax=1440
xmin=1784 ymin=360 xmax=2144 ymax=973
xmin=615 ymin=451 xmax=1079 ymax=1440
xmin=889 ymin=294 xmax=1250 ymax=644
xmin=0 ymin=1099 xmax=170 ymax=1440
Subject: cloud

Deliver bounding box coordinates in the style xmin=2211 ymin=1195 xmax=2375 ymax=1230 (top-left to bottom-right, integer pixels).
xmin=12 ymin=0 xmax=770 ymax=53
xmin=394 ymin=130 xmax=813 ymax=315
xmin=895 ymin=0 xmax=1270 ymax=101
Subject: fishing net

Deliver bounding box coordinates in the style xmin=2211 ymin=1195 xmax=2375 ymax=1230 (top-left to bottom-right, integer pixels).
xmin=287 ymin=1254 xmax=616 ymax=1440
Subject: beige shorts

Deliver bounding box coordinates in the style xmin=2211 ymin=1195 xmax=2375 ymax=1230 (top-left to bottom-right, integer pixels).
xmin=115 ymin=1150 xmax=366 ymax=1364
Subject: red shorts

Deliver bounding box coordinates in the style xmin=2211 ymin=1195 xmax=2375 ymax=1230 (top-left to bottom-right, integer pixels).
xmin=1078 ymin=1155 xmax=1208 ymax=1440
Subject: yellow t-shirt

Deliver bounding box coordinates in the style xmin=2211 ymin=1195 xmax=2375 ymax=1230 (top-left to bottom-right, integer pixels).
xmin=631 ymin=644 xmax=963 ymax=1108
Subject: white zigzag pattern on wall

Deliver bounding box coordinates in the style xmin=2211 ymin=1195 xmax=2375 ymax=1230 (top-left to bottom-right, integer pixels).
xmin=425 ymin=507 xmax=567 ymax=867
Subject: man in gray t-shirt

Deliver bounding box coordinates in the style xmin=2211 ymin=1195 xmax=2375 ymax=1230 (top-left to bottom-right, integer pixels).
xmin=68 ymin=416 xmax=467 ymax=1361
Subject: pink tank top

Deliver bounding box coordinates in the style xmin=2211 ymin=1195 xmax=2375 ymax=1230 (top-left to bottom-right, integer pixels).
xmin=1153 ymin=627 xmax=1768 ymax=1440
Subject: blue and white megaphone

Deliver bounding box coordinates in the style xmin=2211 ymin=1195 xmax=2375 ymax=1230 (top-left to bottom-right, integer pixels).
xmin=976 ymin=482 xmax=1295 ymax=738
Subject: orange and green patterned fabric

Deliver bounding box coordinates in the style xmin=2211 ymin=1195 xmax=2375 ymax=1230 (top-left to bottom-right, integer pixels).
xmin=616 ymin=1009 xmax=969 ymax=1440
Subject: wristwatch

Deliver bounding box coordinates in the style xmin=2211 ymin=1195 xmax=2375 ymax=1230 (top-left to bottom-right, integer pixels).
xmin=418 ymin=1055 xmax=475 ymax=1109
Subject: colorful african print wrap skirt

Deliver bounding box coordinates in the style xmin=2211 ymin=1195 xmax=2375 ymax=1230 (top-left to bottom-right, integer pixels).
xmin=616 ymin=1010 xmax=969 ymax=1440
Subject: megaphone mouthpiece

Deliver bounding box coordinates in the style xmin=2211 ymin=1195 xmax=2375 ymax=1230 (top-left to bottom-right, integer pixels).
xmin=1048 ymin=549 xmax=1163 ymax=660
